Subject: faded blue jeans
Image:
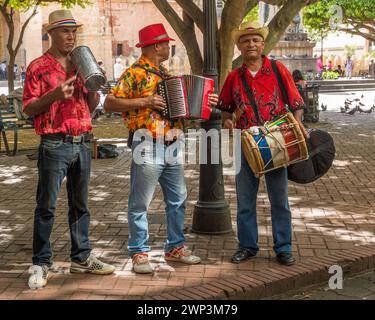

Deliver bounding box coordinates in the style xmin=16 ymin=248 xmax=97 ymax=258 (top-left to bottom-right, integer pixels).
xmin=127 ymin=139 xmax=187 ymax=256
xmin=236 ymin=151 xmax=292 ymax=255
xmin=32 ymin=136 xmax=92 ymax=267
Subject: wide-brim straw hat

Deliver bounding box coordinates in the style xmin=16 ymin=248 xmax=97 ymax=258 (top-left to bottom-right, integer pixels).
xmin=43 ymin=9 xmax=83 ymax=32
xmin=232 ymin=21 xmax=269 ymax=44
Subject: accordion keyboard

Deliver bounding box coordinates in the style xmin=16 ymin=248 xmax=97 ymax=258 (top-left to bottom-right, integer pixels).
xmin=164 ymin=78 xmax=187 ymax=118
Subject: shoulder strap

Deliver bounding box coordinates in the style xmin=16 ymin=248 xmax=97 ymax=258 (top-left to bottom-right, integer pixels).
xmin=133 ymin=63 xmax=168 ymax=80
xmin=240 ymin=71 xmax=263 ymax=125
xmin=270 ymin=59 xmax=290 ymax=109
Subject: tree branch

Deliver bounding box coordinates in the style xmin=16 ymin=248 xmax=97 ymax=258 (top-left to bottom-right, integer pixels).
xmin=261 ymin=0 xmax=288 ymax=5
xmin=182 ymin=11 xmax=203 ymax=74
xmin=175 ymin=0 xmax=204 ymax=34
xmin=0 ymin=2 xmax=12 ymax=26
xmin=15 ymin=5 xmax=40 ymax=55
xmin=151 ymin=0 xmax=203 ymax=74
xmin=340 ymin=28 xmax=375 ymax=42
xmin=151 ymin=0 xmax=186 ymax=36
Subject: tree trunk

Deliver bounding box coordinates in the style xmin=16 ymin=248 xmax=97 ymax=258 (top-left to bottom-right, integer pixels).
xmin=0 ymin=4 xmax=39 ymax=94
xmin=219 ymin=0 xmax=257 ymax=87
xmin=6 ymin=19 xmax=15 ymax=94
xmin=7 ymin=56 xmax=15 ymax=93
xmin=182 ymin=11 xmax=203 ymax=75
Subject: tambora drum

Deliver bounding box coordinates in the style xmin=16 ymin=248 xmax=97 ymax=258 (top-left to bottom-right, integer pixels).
xmin=241 ymin=112 xmax=308 ymax=177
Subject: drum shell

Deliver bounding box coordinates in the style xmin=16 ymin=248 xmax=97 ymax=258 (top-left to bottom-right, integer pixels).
xmin=241 ymin=112 xmax=309 ymax=177
xmin=70 ymin=46 xmax=106 ymax=91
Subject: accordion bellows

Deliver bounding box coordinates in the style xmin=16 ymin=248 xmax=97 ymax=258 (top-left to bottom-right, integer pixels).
xmin=157 ymin=75 xmax=214 ymax=120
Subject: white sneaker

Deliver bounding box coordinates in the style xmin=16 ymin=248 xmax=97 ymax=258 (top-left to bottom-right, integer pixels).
xmin=70 ymin=254 xmax=115 ymax=275
xmin=132 ymin=253 xmax=154 ymax=274
xmin=165 ymin=245 xmax=201 ymax=265
xmin=28 ymin=265 xmax=49 ymax=289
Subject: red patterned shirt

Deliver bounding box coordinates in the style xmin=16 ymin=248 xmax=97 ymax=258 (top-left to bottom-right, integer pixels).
xmin=217 ymin=56 xmax=305 ymax=129
xmin=23 ymin=51 xmax=92 ymax=136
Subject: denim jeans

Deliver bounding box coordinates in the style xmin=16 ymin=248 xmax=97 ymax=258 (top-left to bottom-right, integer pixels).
xmin=236 ymin=151 xmax=292 ymax=255
xmin=127 ymin=140 xmax=187 ymax=256
xmin=32 ymin=137 xmax=92 ymax=267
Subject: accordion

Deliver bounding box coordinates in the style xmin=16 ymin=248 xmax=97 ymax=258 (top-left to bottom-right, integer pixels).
xmin=157 ymin=75 xmax=214 ymax=120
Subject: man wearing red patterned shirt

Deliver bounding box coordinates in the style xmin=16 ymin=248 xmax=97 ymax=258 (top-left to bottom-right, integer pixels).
xmin=23 ymin=10 xmax=114 ymax=289
xmin=217 ymin=22 xmax=309 ymax=266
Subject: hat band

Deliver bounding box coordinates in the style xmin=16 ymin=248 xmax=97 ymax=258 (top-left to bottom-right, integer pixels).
xmin=50 ymin=19 xmax=77 ymax=28
xmin=138 ymin=33 xmax=169 ymax=45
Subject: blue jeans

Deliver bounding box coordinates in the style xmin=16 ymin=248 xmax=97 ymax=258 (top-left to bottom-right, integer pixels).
xmin=32 ymin=137 xmax=92 ymax=267
xmin=127 ymin=140 xmax=187 ymax=256
xmin=236 ymin=151 xmax=292 ymax=255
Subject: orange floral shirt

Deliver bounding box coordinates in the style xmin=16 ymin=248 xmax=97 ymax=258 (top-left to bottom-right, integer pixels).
xmin=111 ymin=55 xmax=183 ymax=137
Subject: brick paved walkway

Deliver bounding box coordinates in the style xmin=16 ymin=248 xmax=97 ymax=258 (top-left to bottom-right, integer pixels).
xmin=0 ymin=110 xmax=375 ymax=300
xmin=272 ymin=269 xmax=375 ymax=300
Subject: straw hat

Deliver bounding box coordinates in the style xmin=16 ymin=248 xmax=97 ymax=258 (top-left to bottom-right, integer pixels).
xmin=43 ymin=10 xmax=82 ymax=32
xmin=232 ymin=21 xmax=269 ymax=44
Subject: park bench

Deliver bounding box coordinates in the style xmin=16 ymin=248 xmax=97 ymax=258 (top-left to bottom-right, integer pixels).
xmin=0 ymin=93 xmax=34 ymax=156
xmin=93 ymin=80 xmax=118 ymax=120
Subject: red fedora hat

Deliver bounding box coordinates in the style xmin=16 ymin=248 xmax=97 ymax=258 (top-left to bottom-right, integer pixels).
xmin=136 ymin=23 xmax=175 ymax=48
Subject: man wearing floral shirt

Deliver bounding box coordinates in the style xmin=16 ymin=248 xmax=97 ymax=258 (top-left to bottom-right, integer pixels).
xmin=23 ymin=10 xmax=115 ymax=289
xmin=105 ymin=23 xmax=218 ymax=274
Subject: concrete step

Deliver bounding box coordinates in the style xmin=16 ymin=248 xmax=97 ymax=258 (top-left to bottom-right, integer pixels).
xmin=308 ymin=79 xmax=375 ymax=93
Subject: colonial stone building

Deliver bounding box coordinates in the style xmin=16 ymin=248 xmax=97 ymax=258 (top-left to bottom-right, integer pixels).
xmin=0 ymin=0 xmax=203 ymax=79
xmin=3 ymin=1 xmax=370 ymax=80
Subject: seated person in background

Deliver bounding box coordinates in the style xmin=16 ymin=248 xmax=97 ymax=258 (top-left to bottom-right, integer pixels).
xmin=292 ymin=69 xmax=307 ymax=107
xmin=334 ymin=65 xmax=344 ymax=77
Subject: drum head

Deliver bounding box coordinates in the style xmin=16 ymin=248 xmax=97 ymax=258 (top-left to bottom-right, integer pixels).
xmin=288 ymin=129 xmax=335 ymax=184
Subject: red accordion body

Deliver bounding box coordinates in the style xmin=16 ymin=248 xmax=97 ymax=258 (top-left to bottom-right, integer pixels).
xmin=157 ymin=75 xmax=214 ymax=120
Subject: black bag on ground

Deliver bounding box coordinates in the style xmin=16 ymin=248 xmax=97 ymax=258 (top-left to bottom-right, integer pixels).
xmin=97 ymin=144 xmax=119 ymax=159
xmin=288 ymin=129 xmax=335 ymax=184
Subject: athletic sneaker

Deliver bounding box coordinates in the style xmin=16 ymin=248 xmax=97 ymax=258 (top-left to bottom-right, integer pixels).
xmin=70 ymin=254 xmax=115 ymax=275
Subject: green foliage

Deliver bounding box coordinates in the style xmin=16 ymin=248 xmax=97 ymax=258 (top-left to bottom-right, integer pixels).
xmin=243 ymin=5 xmax=259 ymax=23
xmin=304 ymin=0 xmax=375 ymax=40
xmin=322 ymin=70 xmax=340 ymax=80
xmin=0 ymin=0 xmax=90 ymax=10
xmin=303 ymin=1 xmax=334 ymax=40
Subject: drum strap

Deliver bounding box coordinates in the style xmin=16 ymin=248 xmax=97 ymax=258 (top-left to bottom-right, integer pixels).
xmin=270 ymin=60 xmax=291 ymax=110
xmin=240 ymin=72 xmax=263 ymax=125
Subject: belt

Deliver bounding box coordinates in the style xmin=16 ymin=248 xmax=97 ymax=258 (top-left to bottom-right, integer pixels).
xmin=41 ymin=133 xmax=94 ymax=144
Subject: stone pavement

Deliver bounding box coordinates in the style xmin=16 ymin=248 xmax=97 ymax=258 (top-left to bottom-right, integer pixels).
xmin=272 ymin=269 xmax=375 ymax=300
xmin=1 ymin=110 xmax=375 ymax=300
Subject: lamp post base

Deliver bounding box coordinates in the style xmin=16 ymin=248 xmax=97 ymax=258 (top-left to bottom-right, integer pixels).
xmin=192 ymin=200 xmax=232 ymax=235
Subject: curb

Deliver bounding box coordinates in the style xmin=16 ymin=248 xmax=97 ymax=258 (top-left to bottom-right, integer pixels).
xmin=150 ymin=245 xmax=375 ymax=300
